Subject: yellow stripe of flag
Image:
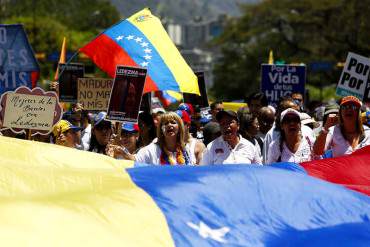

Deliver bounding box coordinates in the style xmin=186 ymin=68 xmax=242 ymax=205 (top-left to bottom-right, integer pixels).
xmin=0 ymin=136 xmax=175 ymax=247
xmin=128 ymin=9 xmax=199 ymax=95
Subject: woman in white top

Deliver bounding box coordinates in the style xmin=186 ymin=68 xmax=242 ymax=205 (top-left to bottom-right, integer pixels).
xmin=267 ymin=108 xmax=315 ymax=164
xmin=115 ymin=112 xmax=191 ymax=165
xmin=313 ymin=96 xmax=370 ymax=158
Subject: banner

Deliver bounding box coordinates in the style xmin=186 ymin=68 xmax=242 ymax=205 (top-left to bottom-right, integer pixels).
xmin=58 ymin=63 xmax=84 ymax=103
xmin=336 ymin=52 xmax=370 ymax=99
xmin=107 ymin=66 xmax=147 ymax=122
xmin=261 ymin=64 xmax=306 ymax=106
xmin=0 ymin=24 xmax=39 ymax=95
xmin=183 ymin=71 xmax=209 ymax=110
xmin=0 ymin=86 xmax=62 ymax=135
xmin=77 ymin=78 xmax=113 ymax=111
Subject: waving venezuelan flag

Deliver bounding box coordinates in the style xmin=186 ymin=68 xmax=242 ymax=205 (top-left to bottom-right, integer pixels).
xmin=80 ymin=8 xmax=199 ymax=95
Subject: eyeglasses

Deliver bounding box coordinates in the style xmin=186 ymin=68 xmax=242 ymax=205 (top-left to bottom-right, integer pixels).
xmin=341 ymin=104 xmax=359 ymax=111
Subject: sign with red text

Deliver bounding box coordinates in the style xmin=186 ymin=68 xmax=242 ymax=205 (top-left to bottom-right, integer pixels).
xmin=107 ymin=66 xmax=147 ymax=122
xmin=0 ymin=87 xmax=62 ymax=135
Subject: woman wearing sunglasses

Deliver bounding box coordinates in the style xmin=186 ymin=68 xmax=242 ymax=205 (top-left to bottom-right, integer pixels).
xmin=313 ymin=96 xmax=370 ymax=158
xmin=267 ymin=108 xmax=315 ymax=163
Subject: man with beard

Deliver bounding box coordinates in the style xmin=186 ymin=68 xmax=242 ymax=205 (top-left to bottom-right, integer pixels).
xmin=201 ymin=110 xmax=262 ymax=165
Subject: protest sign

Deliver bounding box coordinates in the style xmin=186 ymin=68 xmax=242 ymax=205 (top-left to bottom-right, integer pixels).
xmin=78 ymin=78 xmax=113 ymax=111
xmin=261 ymin=64 xmax=306 ymax=106
xmin=336 ymin=52 xmax=370 ymax=99
xmin=107 ymin=66 xmax=147 ymax=122
xmin=0 ymin=24 xmax=40 ymax=95
xmin=58 ymin=63 xmax=84 ymax=103
xmin=183 ymin=71 xmax=209 ymax=110
xmin=0 ymin=86 xmax=62 ymax=135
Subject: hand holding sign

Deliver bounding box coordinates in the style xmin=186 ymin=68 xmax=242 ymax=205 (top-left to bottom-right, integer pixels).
xmin=336 ymin=52 xmax=370 ymax=99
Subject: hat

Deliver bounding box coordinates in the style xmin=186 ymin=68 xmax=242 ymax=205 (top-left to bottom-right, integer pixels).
xmin=216 ymin=110 xmax=239 ymax=122
xmin=280 ymin=108 xmax=301 ymax=122
xmin=93 ymin=112 xmax=109 ymax=127
xmin=178 ymin=103 xmax=194 ymax=116
xmin=340 ymin=96 xmax=362 ymax=108
xmin=152 ymin=107 xmax=166 ymax=114
xmin=200 ymin=114 xmax=212 ymax=124
xmin=52 ymin=120 xmax=82 ymax=137
xmin=300 ymin=112 xmax=320 ymax=128
xmin=122 ymin=122 xmax=139 ymax=133
xmin=176 ymin=110 xmax=191 ymax=124
xmin=324 ymin=104 xmax=339 ymax=116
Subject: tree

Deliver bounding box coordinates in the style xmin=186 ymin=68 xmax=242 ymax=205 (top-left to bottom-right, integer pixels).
xmin=211 ymin=0 xmax=370 ymax=101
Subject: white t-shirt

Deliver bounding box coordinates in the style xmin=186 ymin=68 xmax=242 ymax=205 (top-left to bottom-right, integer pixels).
xmin=81 ymin=124 xmax=92 ymax=151
xmin=263 ymin=124 xmax=314 ymax=163
xmin=135 ymin=142 xmax=192 ymax=165
xmin=267 ymin=134 xmax=315 ymax=164
xmin=201 ymin=136 xmax=262 ymax=165
xmin=186 ymin=138 xmax=198 ymax=165
xmin=325 ymin=125 xmax=370 ymax=157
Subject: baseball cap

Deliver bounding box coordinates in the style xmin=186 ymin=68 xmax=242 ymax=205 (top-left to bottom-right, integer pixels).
xmin=176 ymin=110 xmax=191 ymax=124
xmin=52 ymin=120 xmax=82 ymax=137
xmin=340 ymin=96 xmax=362 ymax=108
xmin=178 ymin=103 xmax=194 ymax=116
xmin=216 ymin=110 xmax=239 ymax=122
xmin=280 ymin=108 xmax=301 ymax=122
xmin=93 ymin=112 xmax=112 ymax=129
xmin=122 ymin=122 xmax=140 ymax=133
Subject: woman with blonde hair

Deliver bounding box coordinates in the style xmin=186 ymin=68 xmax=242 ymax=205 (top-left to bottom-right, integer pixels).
xmin=113 ymin=112 xmax=191 ymax=165
xmin=313 ymin=96 xmax=370 ymax=158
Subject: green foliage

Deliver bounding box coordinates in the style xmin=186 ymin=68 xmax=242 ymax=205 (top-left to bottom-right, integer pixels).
xmin=212 ymin=0 xmax=370 ymax=101
xmin=1 ymin=0 xmax=120 ymax=80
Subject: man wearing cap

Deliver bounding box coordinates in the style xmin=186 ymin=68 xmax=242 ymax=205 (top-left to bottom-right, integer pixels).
xmin=201 ymin=110 xmax=262 ymax=165
xmin=52 ymin=120 xmax=82 ymax=148
xmin=314 ymin=96 xmax=370 ymax=158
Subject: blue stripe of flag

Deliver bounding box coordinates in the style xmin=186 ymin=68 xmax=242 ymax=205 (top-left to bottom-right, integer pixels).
xmin=104 ymin=20 xmax=180 ymax=91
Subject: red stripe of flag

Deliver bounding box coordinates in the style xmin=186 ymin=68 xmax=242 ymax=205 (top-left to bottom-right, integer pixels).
xmin=80 ymin=34 xmax=158 ymax=92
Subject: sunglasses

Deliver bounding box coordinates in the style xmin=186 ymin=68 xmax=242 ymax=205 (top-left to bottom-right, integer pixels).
xmin=341 ymin=104 xmax=359 ymax=111
xmin=95 ymin=122 xmax=112 ymax=131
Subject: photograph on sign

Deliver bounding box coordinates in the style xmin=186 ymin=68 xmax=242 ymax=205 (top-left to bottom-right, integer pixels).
xmin=183 ymin=71 xmax=209 ymax=108
xmin=261 ymin=64 xmax=306 ymax=106
xmin=336 ymin=52 xmax=370 ymax=100
xmin=0 ymin=87 xmax=62 ymax=135
xmin=0 ymin=24 xmax=40 ymax=95
xmin=78 ymin=78 xmax=113 ymax=111
xmin=107 ymin=66 xmax=147 ymax=122
xmin=58 ymin=63 xmax=84 ymax=103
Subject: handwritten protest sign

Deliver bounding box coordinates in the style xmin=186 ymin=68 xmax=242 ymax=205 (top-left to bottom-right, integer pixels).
xmin=78 ymin=78 xmax=113 ymax=111
xmin=261 ymin=64 xmax=306 ymax=106
xmin=0 ymin=24 xmax=39 ymax=95
xmin=0 ymin=87 xmax=62 ymax=135
xmin=58 ymin=63 xmax=84 ymax=102
xmin=336 ymin=52 xmax=370 ymax=99
xmin=107 ymin=66 xmax=147 ymax=122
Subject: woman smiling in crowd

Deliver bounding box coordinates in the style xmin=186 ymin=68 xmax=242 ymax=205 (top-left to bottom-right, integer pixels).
xmin=313 ymin=96 xmax=370 ymax=157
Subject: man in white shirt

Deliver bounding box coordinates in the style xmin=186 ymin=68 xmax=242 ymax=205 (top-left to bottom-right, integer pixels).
xmin=201 ymin=110 xmax=262 ymax=165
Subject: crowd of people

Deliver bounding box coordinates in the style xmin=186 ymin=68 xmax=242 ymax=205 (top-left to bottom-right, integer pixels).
xmin=1 ymin=91 xmax=370 ymax=166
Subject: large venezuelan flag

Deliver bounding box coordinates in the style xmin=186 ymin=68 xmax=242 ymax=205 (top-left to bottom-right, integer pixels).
xmin=1 ymin=136 xmax=370 ymax=246
xmin=80 ymin=8 xmax=199 ymax=95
